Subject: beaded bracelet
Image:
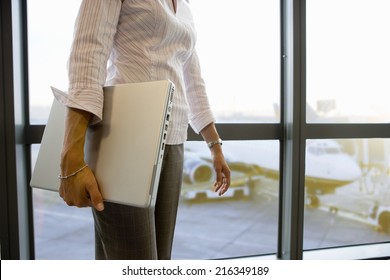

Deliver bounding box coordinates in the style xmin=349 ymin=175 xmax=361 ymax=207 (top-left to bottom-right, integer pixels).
xmin=58 ymin=164 xmax=88 ymax=179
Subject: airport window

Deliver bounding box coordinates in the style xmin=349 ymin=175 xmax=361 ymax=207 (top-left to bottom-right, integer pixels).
xmin=173 ymin=140 xmax=280 ymax=259
xmin=306 ymin=0 xmax=390 ymax=124
xmin=28 ymin=0 xmax=281 ymax=259
xmin=28 ymin=0 xmax=92 ymax=259
xmin=190 ymin=0 xmax=280 ymax=123
xmin=22 ymin=0 xmax=390 ymax=260
xmin=32 ymin=173 xmax=94 ymax=259
xmin=28 ymin=0 xmax=80 ymax=124
xmin=304 ymin=0 xmax=390 ymax=255
xmin=304 ymin=139 xmax=390 ymax=250
xmin=303 ymin=0 xmax=390 ymax=255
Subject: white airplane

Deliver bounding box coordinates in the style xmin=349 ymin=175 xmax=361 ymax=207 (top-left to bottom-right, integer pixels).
xmin=181 ymin=139 xmax=362 ymax=207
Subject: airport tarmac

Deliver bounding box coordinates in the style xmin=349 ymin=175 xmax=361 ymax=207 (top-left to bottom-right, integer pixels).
xmin=32 ymin=180 xmax=390 ymax=260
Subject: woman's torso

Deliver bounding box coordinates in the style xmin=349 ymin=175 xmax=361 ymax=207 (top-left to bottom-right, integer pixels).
xmin=106 ymin=0 xmax=196 ymax=144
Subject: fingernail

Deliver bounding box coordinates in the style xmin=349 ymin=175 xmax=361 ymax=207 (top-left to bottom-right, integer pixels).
xmin=96 ymin=203 xmax=104 ymax=211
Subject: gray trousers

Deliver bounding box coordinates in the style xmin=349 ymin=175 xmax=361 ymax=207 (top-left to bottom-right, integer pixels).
xmin=92 ymin=144 xmax=184 ymax=260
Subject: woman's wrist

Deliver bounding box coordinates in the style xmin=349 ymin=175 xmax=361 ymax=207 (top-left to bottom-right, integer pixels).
xmin=60 ymin=107 xmax=91 ymax=173
xmin=60 ymin=147 xmax=85 ymax=174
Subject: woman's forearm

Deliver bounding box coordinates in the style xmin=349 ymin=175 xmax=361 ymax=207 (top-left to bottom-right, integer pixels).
xmin=60 ymin=107 xmax=91 ymax=175
xmin=199 ymin=122 xmax=221 ymax=150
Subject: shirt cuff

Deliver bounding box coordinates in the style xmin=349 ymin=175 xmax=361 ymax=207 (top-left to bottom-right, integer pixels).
xmin=51 ymin=87 xmax=103 ymax=125
xmin=189 ymin=111 xmax=216 ymax=134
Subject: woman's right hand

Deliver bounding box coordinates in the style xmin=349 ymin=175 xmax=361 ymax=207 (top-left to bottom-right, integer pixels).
xmin=59 ymin=164 xmax=104 ymax=211
xmin=59 ymin=107 xmax=104 ymax=211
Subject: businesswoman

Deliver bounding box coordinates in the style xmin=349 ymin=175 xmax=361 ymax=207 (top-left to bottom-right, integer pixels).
xmin=55 ymin=0 xmax=230 ymax=259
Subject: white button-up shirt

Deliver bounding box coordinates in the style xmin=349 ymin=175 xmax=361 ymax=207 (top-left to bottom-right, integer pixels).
xmin=53 ymin=0 xmax=215 ymax=144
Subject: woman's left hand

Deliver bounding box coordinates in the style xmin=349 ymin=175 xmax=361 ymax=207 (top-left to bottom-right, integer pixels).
xmin=210 ymin=145 xmax=231 ymax=196
xmin=199 ymin=123 xmax=231 ymax=196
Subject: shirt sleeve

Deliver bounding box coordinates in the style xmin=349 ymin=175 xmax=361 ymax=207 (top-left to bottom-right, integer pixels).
xmin=53 ymin=0 xmax=122 ymax=124
xmin=183 ymin=50 xmax=216 ymax=134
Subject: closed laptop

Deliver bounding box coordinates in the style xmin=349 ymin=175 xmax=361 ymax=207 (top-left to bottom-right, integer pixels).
xmin=30 ymin=80 xmax=174 ymax=208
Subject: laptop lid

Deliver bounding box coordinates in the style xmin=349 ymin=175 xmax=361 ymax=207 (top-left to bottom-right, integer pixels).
xmin=30 ymin=80 xmax=174 ymax=208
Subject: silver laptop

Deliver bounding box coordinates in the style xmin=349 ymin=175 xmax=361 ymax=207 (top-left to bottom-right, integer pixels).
xmin=30 ymin=80 xmax=174 ymax=208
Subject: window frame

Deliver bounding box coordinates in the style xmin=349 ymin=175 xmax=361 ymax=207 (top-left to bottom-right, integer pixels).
xmin=1 ymin=0 xmax=389 ymax=260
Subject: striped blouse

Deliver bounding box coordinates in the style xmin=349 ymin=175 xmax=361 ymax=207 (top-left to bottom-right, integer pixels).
xmin=53 ymin=0 xmax=215 ymax=144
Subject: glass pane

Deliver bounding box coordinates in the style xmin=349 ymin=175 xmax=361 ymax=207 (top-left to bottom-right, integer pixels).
xmin=28 ymin=0 xmax=280 ymax=124
xmin=304 ymin=139 xmax=390 ymax=251
xmin=32 ymin=140 xmax=280 ymax=259
xmin=306 ymin=0 xmax=390 ymax=123
xmin=173 ymin=140 xmax=280 ymax=258
xmin=28 ymin=0 xmax=81 ymax=124
xmin=191 ymin=0 xmax=280 ymax=123
xmin=31 ymin=145 xmax=94 ymax=260
xmin=28 ymin=0 xmax=281 ymax=259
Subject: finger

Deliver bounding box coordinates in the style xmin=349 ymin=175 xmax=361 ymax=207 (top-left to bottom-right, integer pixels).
xmin=215 ymin=177 xmax=227 ymax=196
xmin=65 ymin=200 xmax=75 ymax=207
xmin=214 ymin=168 xmax=223 ymax=189
xmin=213 ymin=182 xmax=222 ymax=194
xmin=214 ymin=180 xmax=223 ymax=193
xmin=60 ymin=182 xmax=73 ymax=203
xmin=218 ymin=178 xmax=228 ymax=196
xmin=87 ymin=184 xmax=104 ymax=211
xmin=59 ymin=184 xmax=64 ymax=198
xmin=223 ymin=170 xmax=231 ymax=189
xmin=225 ymin=168 xmax=231 ymax=186
xmin=219 ymin=170 xmax=231 ymax=196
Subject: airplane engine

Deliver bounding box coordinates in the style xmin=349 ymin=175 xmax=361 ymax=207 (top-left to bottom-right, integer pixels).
xmin=378 ymin=210 xmax=390 ymax=234
xmin=183 ymin=157 xmax=214 ymax=184
xmin=369 ymin=204 xmax=390 ymax=234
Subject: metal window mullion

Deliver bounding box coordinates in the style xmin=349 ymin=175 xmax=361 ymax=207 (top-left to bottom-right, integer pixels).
xmin=0 ymin=0 xmax=23 ymax=260
xmin=278 ymin=0 xmax=306 ymax=260
xmin=187 ymin=124 xmax=282 ymax=142
xmin=0 ymin=0 xmax=33 ymax=260
xmin=305 ymin=123 xmax=390 ymax=139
